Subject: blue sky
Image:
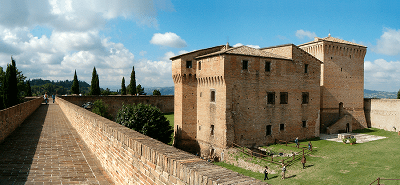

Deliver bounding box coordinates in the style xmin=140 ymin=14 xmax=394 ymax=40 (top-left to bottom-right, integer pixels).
xmin=0 ymin=0 xmax=400 ymax=92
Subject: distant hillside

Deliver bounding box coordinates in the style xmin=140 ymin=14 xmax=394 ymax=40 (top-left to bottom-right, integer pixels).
xmin=364 ymin=89 xmax=397 ymax=99
xmin=144 ymin=86 xmax=174 ymax=95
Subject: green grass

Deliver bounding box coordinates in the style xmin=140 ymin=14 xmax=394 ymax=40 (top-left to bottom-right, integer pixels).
xmin=163 ymin=113 xmax=174 ymax=145
xmin=214 ymin=128 xmax=400 ymax=185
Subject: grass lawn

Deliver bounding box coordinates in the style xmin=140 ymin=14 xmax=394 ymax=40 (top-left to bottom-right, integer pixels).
xmin=163 ymin=113 xmax=174 ymax=145
xmin=215 ymin=128 xmax=400 ymax=185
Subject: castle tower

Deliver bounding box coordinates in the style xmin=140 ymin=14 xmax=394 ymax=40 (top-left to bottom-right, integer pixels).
xmin=299 ymin=35 xmax=367 ymax=133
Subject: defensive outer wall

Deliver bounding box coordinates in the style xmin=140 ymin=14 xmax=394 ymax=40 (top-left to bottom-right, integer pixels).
xmin=0 ymin=97 xmax=42 ymax=143
xmin=60 ymin=95 xmax=174 ymax=118
xmin=56 ymin=97 xmax=267 ymax=184
xmin=364 ymin=98 xmax=400 ymax=132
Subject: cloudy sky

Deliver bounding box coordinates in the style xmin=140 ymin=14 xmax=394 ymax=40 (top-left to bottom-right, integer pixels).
xmin=0 ymin=1 xmax=399 ymax=92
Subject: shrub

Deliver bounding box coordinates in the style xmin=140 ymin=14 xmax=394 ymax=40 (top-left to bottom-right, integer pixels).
xmin=115 ymin=103 xmax=173 ymax=144
xmin=342 ymin=138 xmax=347 ymax=143
xmin=349 ymin=137 xmax=357 ymax=144
xmin=92 ymin=99 xmax=113 ymax=120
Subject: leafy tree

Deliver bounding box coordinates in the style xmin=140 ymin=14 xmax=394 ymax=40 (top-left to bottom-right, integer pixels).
xmin=101 ymin=88 xmax=111 ymax=95
xmin=26 ymin=80 xmax=32 ymax=97
xmin=136 ymin=84 xmax=145 ymax=95
xmin=115 ymin=103 xmax=173 ymax=144
xmin=397 ymin=89 xmax=400 ymax=99
xmin=92 ymin=99 xmax=113 ymax=120
xmin=71 ymin=70 xmax=80 ymax=94
xmin=3 ymin=57 xmax=19 ymax=108
xmin=127 ymin=66 xmax=136 ymax=95
xmin=121 ymin=77 xmax=126 ymax=95
xmin=153 ymin=89 xmax=161 ymax=96
xmin=90 ymin=67 xmax=101 ymax=95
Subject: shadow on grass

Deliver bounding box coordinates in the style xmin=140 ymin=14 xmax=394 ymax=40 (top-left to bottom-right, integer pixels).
xmin=286 ymin=175 xmax=297 ymax=179
xmin=352 ymin=128 xmax=376 ymax=133
xmin=306 ymin=164 xmax=314 ymax=168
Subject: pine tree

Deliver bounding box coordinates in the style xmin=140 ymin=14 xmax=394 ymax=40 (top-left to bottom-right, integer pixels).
xmin=26 ymin=80 xmax=32 ymax=97
xmin=90 ymin=67 xmax=101 ymax=95
xmin=136 ymin=84 xmax=145 ymax=95
xmin=121 ymin=77 xmax=126 ymax=95
xmin=128 ymin=66 xmax=136 ymax=95
xmin=71 ymin=70 xmax=80 ymax=94
xmin=3 ymin=57 xmax=19 ymax=108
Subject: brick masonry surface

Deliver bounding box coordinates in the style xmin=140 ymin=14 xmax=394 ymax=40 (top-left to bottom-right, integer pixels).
xmin=56 ymin=97 xmax=268 ymax=184
xmin=60 ymin=95 xmax=173 ymax=119
xmin=0 ymin=102 xmax=112 ymax=184
xmin=0 ymin=97 xmax=42 ymax=143
xmin=364 ymin=98 xmax=400 ymax=132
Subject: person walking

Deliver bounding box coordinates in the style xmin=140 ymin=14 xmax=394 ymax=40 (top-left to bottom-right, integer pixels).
xmin=52 ymin=93 xmax=55 ymax=103
xmin=295 ymin=137 xmax=299 ymax=148
xmin=301 ymin=156 xmax=307 ymax=169
xmin=263 ymin=166 xmax=269 ymax=180
xmin=308 ymin=141 xmax=312 ymax=151
xmin=44 ymin=93 xmax=48 ymax=104
xmin=281 ymin=164 xmax=286 ymax=180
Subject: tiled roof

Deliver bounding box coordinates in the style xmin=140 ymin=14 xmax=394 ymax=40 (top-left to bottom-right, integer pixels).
xmin=196 ymin=45 xmax=290 ymax=60
xmin=299 ymin=36 xmax=366 ymax=48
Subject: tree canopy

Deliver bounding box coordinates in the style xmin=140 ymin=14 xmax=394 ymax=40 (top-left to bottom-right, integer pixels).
xmin=115 ymin=103 xmax=173 ymax=144
xmin=153 ymin=89 xmax=161 ymax=96
xmin=71 ymin=70 xmax=80 ymax=94
xmin=121 ymin=77 xmax=126 ymax=95
xmin=90 ymin=67 xmax=101 ymax=95
xmin=127 ymin=66 xmax=136 ymax=95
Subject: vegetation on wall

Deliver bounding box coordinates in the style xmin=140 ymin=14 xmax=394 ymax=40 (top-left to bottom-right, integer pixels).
xmin=115 ymin=103 xmax=173 ymax=144
xmin=91 ymin=99 xmax=113 ymax=120
xmin=0 ymin=57 xmax=28 ymax=109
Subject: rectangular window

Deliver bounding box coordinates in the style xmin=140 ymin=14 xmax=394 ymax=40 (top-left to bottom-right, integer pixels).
xmin=302 ymin=121 xmax=307 ymax=128
xmin=211 ymin=125 xmax=214 ymax=136
xmin=280 ymin=92 xmax=288 ymax=104
xmin=267 ymin=92 xmax=275 ymax=104
xmin=280 ymin=124 xmax=284 ymax=131
xmin=304 ymin=64 xmax=308 ymax=73
xmin=266 ymin=125 xmax=272 ymax=136
xmin=210 ymin=90 xmax=216 ymax=102
xmin=186 ymin=61 xmax=192 ymax=68
xmin=198 ymin=61 xmax=201 ymax=70
xmin=302 ymin=92 xmax=309 ymax=104
xmin=265 ymin=61 xmax=271 ymax=72
xmin=242 ymin=60 xmax=248 ymax=70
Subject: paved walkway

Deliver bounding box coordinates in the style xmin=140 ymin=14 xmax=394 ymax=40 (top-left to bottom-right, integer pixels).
xmin=320 ymin=133 xmax=387 ymax=143
xmin=0 ymin=102 xmax=113 ymax=184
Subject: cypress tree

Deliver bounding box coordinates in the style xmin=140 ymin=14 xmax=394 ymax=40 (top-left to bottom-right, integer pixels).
xmin=128 ymin=66 xmax=136 ymax=95
xmin=121 ymin=77 xmax=126 ymax=95
xmin=26 ymin=80 xmax=32 ymax=97
xmin=90 ymin=67 xmax=101 ymax=95
xmin=3 ymin=57 xmax=19 ymax=108
xmin=71 ymin=70 xmax=80 ymax=94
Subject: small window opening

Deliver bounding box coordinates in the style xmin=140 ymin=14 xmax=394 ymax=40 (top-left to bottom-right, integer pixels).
xmin=302 ymin=121 xmax=307 ymax=128
xmin=265 ymin=61 xmax=271 ymax=72
xmin=304 ymin=64 xmax=309 ymax=73
xmin=186 ymin=61 xmax=192 ymax=68
xmin=242 ymin=60 xmax=248 ymax=70
xmin=210 ymin=90 xmax=216 ymax=102
xmin=198 ymin=61 xmax=201 ymax=70
xmin=280 ymin=124 xmax=284 ymax=131
xmin=302 ymin=92 xmax=309 ymax=104
xmin=211 ymin=125 xmax=214 ymax=136
xmin=267 ymin=92 xmax=275 ymax=104
xmin=341 ymin=68 xmax=342 ymax=72
xmin=280 ymin=92 xmax=288 ymax=104
xmin=266 ymin=125 xmax=272 ymax=136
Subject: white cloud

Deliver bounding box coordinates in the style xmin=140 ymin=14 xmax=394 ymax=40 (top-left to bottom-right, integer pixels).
xmin=150 ymin=32 xmax=187 ymax=48
xmin=295 ymin=29 xmax=317 ymax=40
xmin=374 ymin=28 xmax=400 ymax=56
xmin=364 ymin=59 xmax=400 ymax=91
xmin=233 ymin=43 xmax=260 ymax=49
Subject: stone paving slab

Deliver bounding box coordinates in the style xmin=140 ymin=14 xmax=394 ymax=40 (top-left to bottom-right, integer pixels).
xmin=0 ymin=102 xmax=113 ymax=184
xmin=320 ymin=133 xmax=387 ymax=143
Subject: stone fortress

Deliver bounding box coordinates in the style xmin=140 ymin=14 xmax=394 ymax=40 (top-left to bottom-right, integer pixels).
xmin=171 ymin=34 xmax=367 ymax=159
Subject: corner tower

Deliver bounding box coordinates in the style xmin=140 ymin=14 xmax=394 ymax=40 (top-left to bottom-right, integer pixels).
xmin=299 ymin=35 xmax=367 ymax=133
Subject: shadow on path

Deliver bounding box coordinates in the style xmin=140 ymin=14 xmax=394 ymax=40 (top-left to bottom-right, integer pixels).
xmin=0 ymin=104 xmax=48 ymax=184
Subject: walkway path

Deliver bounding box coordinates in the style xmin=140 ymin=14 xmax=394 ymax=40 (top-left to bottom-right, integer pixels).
xmin=0 ymin=102 xmax=113 ymax=184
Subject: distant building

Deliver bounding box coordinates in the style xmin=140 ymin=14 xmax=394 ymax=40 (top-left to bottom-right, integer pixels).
xmin=171 ymin=35 xmax=367 ymax=159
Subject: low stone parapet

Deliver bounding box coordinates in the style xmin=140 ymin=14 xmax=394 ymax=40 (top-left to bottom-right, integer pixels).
xmin=0 ymin=97 xmax=43 ymax=143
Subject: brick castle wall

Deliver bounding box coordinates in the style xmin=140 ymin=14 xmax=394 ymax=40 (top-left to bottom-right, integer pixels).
xmin=0 ymin=97 xmax=43 ymax=143
xmin=59 ymin=95 xmax=174 ymax=118
xmin=56 ymin=97 xmax=267 ymax=184
xmin=364 ymin=98 xmax=400 ymax=132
